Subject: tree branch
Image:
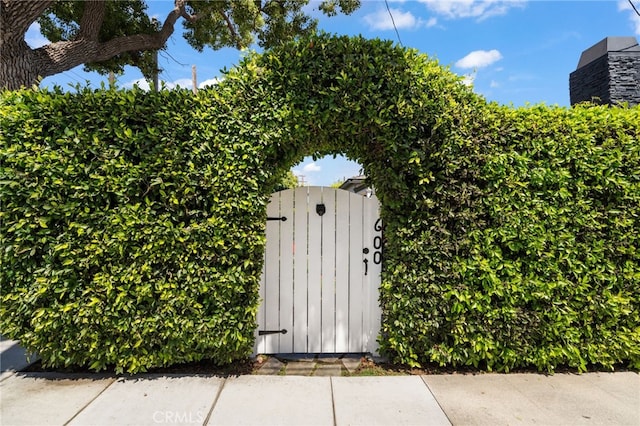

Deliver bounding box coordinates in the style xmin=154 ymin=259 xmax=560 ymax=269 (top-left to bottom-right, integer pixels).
xmin=178 ymin=3 xmax=199 ymax=22
xmin=1 ymin=0 xmax=54 ymax=43
xmin=34 ymin=0 xmax=190 ymax=78
xmin=218 ymin=10 xmax=242 ymax=49
xmin=157 ymin=0 xmax=194 ymax=44
xmin=3 ymin=0 xmax=203 ymax=86
xmin=77 ymin=1 xmax=106 ymax=41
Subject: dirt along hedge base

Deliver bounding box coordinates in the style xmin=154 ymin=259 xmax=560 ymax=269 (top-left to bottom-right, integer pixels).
xmin=1 ymin=34 xmax=639 ymax=373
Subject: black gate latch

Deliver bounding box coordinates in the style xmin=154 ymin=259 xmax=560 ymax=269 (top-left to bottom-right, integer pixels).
xmin=258 ymin=329 xmax=288 ymax=336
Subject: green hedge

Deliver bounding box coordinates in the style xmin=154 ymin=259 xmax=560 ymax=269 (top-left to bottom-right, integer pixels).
xmin=379 ymin=103 xmax=640 ymax=371
xmin=0 ymin=88 xmax=275 ymax=372
xmin=1 ymin=34 xmax=639 ymax=373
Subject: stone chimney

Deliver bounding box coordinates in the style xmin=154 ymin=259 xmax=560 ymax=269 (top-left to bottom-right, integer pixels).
xmin=569 ymin=36 xmax=640 ymax=106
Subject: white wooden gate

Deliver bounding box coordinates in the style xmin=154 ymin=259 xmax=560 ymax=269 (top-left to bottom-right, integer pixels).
xmin=255 ymin=186 xmax=382 ymax=354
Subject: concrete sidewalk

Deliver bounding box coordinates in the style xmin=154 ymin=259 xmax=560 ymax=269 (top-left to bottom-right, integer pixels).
xmin=1 ymin=339 xmax=639 ymax=425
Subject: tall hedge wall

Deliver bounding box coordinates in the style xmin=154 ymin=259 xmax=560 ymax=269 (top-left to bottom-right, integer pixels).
xmin=0 ymin=88 xmax=280 ymax=372
xmin=379 ymin=103 xmax=640 ymax=371
xmin=2 ymin=34 xmax=639 ymax=373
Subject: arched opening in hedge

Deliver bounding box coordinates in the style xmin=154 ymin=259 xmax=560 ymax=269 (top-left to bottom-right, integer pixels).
xmin=216 ymin=32 xmax=486 ymax=358
xmin=217 ymin=33 xmax=481 ymax=206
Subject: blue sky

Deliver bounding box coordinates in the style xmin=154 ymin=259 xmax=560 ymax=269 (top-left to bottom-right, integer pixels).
xmin=27 ymin=1 xmax=640 ymax=186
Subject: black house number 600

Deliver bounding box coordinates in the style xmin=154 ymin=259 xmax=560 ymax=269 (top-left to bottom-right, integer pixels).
xmin=373 ymin=218 xmax=383 ymax=265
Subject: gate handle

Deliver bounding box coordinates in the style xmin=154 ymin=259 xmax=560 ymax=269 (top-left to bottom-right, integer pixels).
xmin=363 ymin=258 xmax=368 ymax=276
xmin=267 ymin=216 xmax=287 ymax=221
xmin=259 ymin=329 xmax=288 ymax=336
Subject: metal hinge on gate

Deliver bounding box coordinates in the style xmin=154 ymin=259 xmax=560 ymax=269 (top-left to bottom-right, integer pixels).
xmin=258 ymin=329 xmax=288 ymax=336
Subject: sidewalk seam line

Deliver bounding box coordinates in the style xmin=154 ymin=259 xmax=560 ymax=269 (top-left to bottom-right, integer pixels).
xmin=420 ymin=375 xmax=453 ymax=426
xmin=330 ymin=377 xmax=337 ymax=426
xmin=203 ymin=376 xmax=227 ymax=425
xmin=63 ymin=376 xmax=118 ymax=426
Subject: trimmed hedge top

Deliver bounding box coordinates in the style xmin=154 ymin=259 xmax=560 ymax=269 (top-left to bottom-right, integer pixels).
xmin=1 ymin=34 xmax=639 ymax=373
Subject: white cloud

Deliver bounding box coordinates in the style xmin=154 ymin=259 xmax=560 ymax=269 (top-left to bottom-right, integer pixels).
xmin=363 ymin=8 xmax=425 ymax=31
xmin=123 ymin=78 xmax=151 ymax=91
xmin=167 ymin=78 xmax=193 ymax=89
xmin=25 ymin=23 xmax=48 ymax=48
xmin=461 ymin=73 xmax=476 ymax=86
xmin=618 ymin=0 xmax=640 ymax=35
xmin=455 ymin=49 xmax=503 ymax=69
xmin=419 ymin=0 xmax=526 ymax=21
xmin=302 ymin=162 xmax=322 ymax=173
xmin=426 ymin=17 xmax=438 ymax=28
xmin=198 ymin=77 xmax=221 ymax=88
xmin=490 ymin=80 xmax=500 ymax=88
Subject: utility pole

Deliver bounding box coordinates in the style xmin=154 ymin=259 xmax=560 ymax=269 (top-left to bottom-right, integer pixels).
xmin=108 ymin=72 xmax=115 ymax=88
xmin=192 ymin=65 xmax=198 ymax=94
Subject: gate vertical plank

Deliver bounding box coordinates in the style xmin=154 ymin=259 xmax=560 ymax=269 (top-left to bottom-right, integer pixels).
xmin=264 ymin=192 xmax=281 ymax=353
xmin=335 ymin=189 xmax=350 ymax=352
xmin=293 ymin=186 xmax=309 ymax=352
xmin=363 ymin=194 xmax=382 ymax=354
xmin=278 ymin=189 xmax=295 ymax=352
xmin=257 ymin=192 xmax=279 ymax=354
xmin=348 ymin=192 xmax=364 ymax=352
xmin=321 ymin=188 xmax=337 ymax=352
xmin=256 ymin=257 xmax=266 ymax=354
xmin=307 ymin=187 xmax=323 ymax=353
